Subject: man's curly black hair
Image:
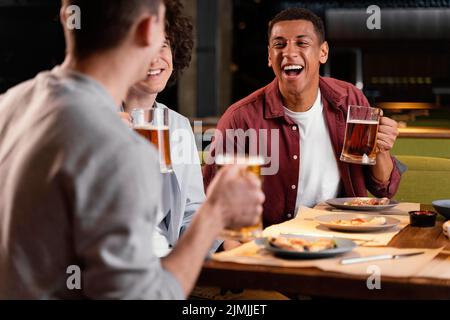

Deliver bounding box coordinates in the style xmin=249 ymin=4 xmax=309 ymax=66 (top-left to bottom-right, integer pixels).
xmin=164 ymin=0 xmax=194 ymax=87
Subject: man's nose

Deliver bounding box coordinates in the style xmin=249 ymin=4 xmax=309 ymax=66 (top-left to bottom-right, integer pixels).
xmin=282 ymin=42 xmax=298 ymax=58
xmin=150 ymin=56 xmax=161 ymax=65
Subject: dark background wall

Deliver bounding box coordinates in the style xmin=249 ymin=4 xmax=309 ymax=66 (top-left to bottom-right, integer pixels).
xmin=232 ymin=0 xmax=450 ymax=107
xmin=0 ymin=0 xmax=179 ymax=110
xmin=1 ymin=0 xmax=449 ymax=118
xmin=0 ymin=0 xmax=64 ymax=93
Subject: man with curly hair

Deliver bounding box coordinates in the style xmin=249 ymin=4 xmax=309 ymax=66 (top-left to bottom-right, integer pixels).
xmin=120 ymin=0 xmax=213 ymax=257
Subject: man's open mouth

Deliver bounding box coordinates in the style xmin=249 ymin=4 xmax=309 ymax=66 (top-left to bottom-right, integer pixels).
xmin=147 ymin=69 xmax=164 ymax=77
xmin=282 ymin=64 xmax=304 ymax=77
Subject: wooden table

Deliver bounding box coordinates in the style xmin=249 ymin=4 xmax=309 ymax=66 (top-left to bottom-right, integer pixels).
xmin=197 ymin=205 xmax=450 ymax=299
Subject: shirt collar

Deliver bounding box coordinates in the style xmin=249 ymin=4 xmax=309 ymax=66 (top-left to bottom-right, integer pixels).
xmin=264 ymin=76 xmax=349 ymax=119
xmin=318 ymin=76 xmax=349 ymax=109
xmin=264 ymin=78 xmax=285 ymax=119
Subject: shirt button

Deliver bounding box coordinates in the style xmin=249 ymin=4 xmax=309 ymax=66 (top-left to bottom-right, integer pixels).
xmin=293 ymin=155 xmax=298 ymax=160
xmin=292 ymin=126 xmax=297 ymax=131
xmin=291 ymin=185 xmax=297 ymax=190
xmin=287 ymin=213 xmax=292 ymax=218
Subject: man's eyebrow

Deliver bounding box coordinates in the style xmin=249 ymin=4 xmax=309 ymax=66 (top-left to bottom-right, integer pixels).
xmin=294 ymin=35 xmax=311 ymax=40
xmin=271 ymin=36 xmax=286 ymax=42
xmin=271 ymin=35 xmax=310 ymax=42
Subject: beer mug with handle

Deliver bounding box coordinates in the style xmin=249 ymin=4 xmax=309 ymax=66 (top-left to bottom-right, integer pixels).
xmin=340 ymin=105 xmax=381 ymax=165
xmin=131 ymin=106 xmax=173 ymax=174
xmin=215 ymin=153 xmax=265 ymax=242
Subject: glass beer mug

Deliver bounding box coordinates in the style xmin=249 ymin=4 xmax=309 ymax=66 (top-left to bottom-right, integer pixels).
xmin=215 ymin=153 xmax=265 ymax=242
xmin=131 ymin=106 xmax=173 ymax=174
xmin=340 ymin=105 xmax=381 ymax=165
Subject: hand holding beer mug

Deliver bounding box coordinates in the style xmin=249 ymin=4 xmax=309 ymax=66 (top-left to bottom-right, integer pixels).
xmin=131 ymin=107 xmax=173 ymax=174
xmin=340 ymin=105 xmax=381 ymax=165
xmin=215 ymin=154 xmax=265 ymax=241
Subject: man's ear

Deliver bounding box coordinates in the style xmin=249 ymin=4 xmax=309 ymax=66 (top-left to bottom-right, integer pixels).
xmin=268 ymin=46 xmax=272 ymax=67
xmin=60 ymin=4 xmax=67 ymax=27
xmin=135 ymin=16 xmax=154 ymax=47
xmin=319 ymin=41 xmax=329 ymax=64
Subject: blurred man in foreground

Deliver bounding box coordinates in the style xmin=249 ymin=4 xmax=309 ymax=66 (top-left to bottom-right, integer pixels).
xmin=0 ymin=0 xmax=263 ymax=299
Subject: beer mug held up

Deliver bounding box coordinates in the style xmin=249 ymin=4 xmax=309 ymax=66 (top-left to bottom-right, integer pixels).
xmin=215 ymin=154 xmax=266 ymax=242
xmin=340 ymin=105 xmax=381 ymax=166
xmin=131 ymin=106 xmax=173 ymax=174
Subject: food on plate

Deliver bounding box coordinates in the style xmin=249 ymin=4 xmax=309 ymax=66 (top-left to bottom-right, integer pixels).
xmin=343 ymin=197 xmax=390 ymax=206
xmin=269 ymin=236 xmax=337 ymax=252
xmin=331 ymin=217 xmax=386 ymax=226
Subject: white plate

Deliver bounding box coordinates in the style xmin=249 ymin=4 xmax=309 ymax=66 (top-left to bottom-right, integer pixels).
xmin=326 ymin=197 xmax=399 ymax=212
xmin=257 ymin=235 xmax=356 ymax=259
xmin=315 ymin=214 xmax=401 ymax=232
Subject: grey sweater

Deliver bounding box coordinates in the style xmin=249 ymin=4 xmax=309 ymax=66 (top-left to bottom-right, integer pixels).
xmin=0 ymin=67 xmax=184 ymax=299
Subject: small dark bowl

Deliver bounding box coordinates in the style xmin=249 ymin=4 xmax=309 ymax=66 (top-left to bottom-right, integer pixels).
xmin=409 ymin=210 xmax=437 ymax=228
xmin=432 ymin=200 xmax=450 ymax=221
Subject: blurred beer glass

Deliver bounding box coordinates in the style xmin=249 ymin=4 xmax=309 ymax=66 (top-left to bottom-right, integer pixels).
xmin=131 ymin=107 xmax=173 ymax=174
xmin=340 ymin=105 xmax=381 ymax=165
xmin=215 ymin=154 xmax=265 ymax=241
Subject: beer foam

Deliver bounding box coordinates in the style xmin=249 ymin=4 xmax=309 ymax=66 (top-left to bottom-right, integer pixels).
xmin=245 ymin=156 xmax=266 ymax=165
xmin=133 ymin=125 xmax=169 ymax=130
xmin=347 ymin=119 xmax=379 ymax=125
xmin=216 ymin=154 xmax=266 ymax=165
xmin=133 ymin=125 xmax=152 ymax=130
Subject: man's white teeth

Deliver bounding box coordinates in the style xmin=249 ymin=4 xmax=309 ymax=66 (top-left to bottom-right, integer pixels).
xmin=148 ymin=69 xmax=163 ymax=76
xmin=283 ymin=65 xmax=303 ymax=71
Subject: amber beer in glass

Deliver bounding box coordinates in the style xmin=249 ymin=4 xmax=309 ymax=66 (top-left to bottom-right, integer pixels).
xmin=215 ymin=154 xmax=265 ymax=241
xmin=340 ymin=105 xmax=381 ymax=165
xmin=131 ymin=107 xmax=173 ymax=174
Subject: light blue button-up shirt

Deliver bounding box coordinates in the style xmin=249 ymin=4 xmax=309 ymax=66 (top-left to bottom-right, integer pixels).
xmin=152 ymin=102 xmax=207 ymax=256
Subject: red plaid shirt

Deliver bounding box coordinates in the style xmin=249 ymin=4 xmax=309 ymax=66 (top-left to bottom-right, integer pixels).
xmin=203 ymin=77 xmax=402 ymax=227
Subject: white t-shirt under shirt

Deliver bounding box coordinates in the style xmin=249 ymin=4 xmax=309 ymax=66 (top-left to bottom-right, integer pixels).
xmin=284 ymin=89 xmax=341 ymax=213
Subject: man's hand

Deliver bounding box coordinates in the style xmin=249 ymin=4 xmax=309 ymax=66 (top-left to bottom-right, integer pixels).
xmin=206 ymin=165 xmax=265 ymax=231
xmin=222 ymin=240 xmax=243 ymax=251
xmin=376 ymin=116 xmax=399 ymax=153
xmin=161 ymin=165 xmax=264 ymax=296
xmin=118 ymin=112 xmax=132 ymax=127
xmin=371 ymin=116 xmax=398 ymax=183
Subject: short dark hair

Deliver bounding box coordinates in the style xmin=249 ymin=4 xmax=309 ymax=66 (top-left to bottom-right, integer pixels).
xmin=62 ymin=0 xmax=162 ymax=59
xmin=164 ymin=0 xmax=194 ymax=86
xmin=268 ymin=8 xmax=325 ymax=44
